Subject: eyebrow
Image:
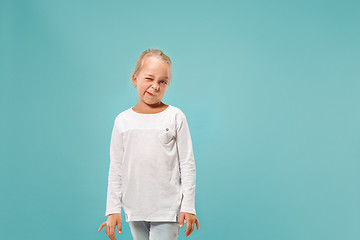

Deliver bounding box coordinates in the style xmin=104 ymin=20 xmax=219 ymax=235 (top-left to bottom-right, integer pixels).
xmin=146 ymin=74 xmax=168 ymax=79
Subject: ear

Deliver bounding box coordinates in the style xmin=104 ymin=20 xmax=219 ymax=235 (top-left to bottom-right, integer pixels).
xmin=132 ymin=74 xmax=137 ymax=87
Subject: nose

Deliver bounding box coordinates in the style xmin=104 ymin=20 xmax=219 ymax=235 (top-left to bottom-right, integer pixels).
xmin=151 ymin=82 xmax=160 ymax=91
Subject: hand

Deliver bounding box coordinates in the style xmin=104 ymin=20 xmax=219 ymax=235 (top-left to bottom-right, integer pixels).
xmin=98 ymin=213 xmax=122 ymax=240
xmin=179 ymin=212 xmax=200 ymax=237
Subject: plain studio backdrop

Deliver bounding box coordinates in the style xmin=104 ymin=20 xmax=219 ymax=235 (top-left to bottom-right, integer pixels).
xmin=0 ymin=0 xmax=359 ymax=239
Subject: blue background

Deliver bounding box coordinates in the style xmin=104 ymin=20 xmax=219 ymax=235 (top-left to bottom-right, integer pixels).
xmin=1 ymin=0 xmax=359 ymax=239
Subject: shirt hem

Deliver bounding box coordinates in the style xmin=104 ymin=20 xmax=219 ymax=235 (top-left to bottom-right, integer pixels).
xmin=125 ymin=212 xmax=180 ymax=223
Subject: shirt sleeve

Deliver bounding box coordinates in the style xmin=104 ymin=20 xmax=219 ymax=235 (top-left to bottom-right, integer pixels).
xmin=105 ymin=117 xmax=124 ymax=217
xmin=176 ymin=112 xmax=197 ymax=215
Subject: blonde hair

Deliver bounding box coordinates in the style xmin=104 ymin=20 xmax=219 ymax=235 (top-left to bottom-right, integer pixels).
xmin=131 ymin=49 xmax=172 ymax=86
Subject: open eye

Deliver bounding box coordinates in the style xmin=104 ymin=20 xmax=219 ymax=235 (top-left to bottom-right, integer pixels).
xmin=161 ymin=81 xmax=168 ymax=85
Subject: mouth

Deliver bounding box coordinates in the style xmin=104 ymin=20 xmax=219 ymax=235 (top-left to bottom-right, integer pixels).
xmin=147 ymin=91 xmax=154 ymax=96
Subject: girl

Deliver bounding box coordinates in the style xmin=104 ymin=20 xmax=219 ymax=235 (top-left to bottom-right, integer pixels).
xmin=98 ymin=49 xmax=200 ymax=240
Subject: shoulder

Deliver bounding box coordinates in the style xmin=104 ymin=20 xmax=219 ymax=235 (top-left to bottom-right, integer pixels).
xmin=169 ymin=105 xmax=187 ymax=119
xmin=168 ymin=105 xmax=191 ymax=130
xmin=114 ymin=107 xmax=132 ymax=123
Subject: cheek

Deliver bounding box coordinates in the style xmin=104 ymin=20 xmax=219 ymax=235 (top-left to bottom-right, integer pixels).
xmin=139 ymin=83 xmax=149 ymax=91
xmin=144 ymin=83 xmax=153 ymax=89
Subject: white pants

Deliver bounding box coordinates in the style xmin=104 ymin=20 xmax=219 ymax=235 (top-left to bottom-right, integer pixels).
xmin=129 ymin=221 xmax=180 ymax=240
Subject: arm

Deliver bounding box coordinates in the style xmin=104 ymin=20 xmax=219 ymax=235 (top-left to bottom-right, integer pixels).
xmin=105 ymin=117 xmax=124 ymax=217
xmin=176 ymin=112 xmax=197 ymax=215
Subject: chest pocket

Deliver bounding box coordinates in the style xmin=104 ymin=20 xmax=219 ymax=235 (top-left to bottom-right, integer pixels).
xmin=158 ymin=127 xmax=176 ymax=145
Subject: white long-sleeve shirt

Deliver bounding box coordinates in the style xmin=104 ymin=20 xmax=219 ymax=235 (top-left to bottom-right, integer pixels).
xmin=105 ymin=105 xmax=196 ymax=222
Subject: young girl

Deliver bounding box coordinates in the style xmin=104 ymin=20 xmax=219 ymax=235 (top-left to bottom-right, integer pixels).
xmin=98 ymin=49 xmax=200 ymax=240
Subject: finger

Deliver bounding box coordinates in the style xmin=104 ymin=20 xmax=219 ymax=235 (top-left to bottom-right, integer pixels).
xmin=179 ymin=213 xmax=185 ymax=228
xmin=185 ymin=222 xmax=192 ymax=237
xmin=117 ymin=222 xmax=122 ymax=234
xmin=185 ymin=221 xmax=194 ymax=237
xmin=112 ymin=223 xmax=120 ymax=240
xmin=110 ymin=224 xmax=115 ymax=236
xmin=195 ymin=219 xmax=200 ymax=230
xmin=111 ymin=233 xmax=117 ymax=240
xmin=98 ymin=222 xmax=106 ymax=231
xmin=108 ymin=226 xmax=116 ymax=240
xmin=189 ymin=222 xmax=195 ymax=235
xmin=106 ymin=225 xmax=114 ymax=240
xmin=110 ymin=233 xmax=116 ymax=240
xmin=105 ymin=225 xmax=109 ymax=237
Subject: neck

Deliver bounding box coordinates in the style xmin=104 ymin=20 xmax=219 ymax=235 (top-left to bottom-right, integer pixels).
xmin=133 ymin=101 xmax=167 ymax=114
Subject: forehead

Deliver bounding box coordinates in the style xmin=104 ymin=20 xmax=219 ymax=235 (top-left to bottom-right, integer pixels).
xmin=141 ymin=57 xmax=169 ymax=72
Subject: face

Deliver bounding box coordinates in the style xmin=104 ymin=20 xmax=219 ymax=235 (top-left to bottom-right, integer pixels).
xmin=132 ymin=56 xmax=170 ymax=106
